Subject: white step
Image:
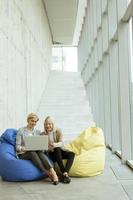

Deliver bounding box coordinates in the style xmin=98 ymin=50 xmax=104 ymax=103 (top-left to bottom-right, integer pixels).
xmin=37 ymin=71 xmax=94 ymax=140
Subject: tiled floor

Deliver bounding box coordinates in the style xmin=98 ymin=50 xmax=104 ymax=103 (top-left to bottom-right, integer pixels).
xmin=0 ymin=149 xmax=133 ymax=200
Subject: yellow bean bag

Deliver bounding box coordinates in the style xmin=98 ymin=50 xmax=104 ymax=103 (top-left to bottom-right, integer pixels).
xmin=66 ymin=126 xmax=105 ymax=177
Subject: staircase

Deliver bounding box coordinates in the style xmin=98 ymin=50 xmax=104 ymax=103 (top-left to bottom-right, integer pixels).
xmin=37 ymin=70 xmax=95 ymax=143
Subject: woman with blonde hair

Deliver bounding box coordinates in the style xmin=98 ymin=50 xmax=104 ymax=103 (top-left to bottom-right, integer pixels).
xmin=43 ymin=116 xmax=75 ymax=184
xmin=16 ymin=113 xmax=59 ymax=185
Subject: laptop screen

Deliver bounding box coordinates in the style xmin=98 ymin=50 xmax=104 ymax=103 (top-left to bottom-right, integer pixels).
xmin=24 ymin=135 xmax=48 ymax=151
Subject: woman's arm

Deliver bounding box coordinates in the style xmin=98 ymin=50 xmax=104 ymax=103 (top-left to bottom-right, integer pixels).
xmin=53 ymin=128 xmax=63 ymax=148
xmin=53 ymin=142 xmax=63 ymax=148
xmin=16 ymin=128 xmax=25 ymax=152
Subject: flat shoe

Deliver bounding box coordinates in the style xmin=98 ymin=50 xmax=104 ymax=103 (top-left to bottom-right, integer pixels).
xmin=53 ymin=180 xmax=59 ymax=185
xmin=61 ymin=175 xmax=71 ymax=184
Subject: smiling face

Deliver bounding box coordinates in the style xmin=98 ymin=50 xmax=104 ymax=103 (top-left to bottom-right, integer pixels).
xmin=27 ymin=117 xmax=38 ymax=129
xmin=44 ymin=118 xmax=54 ymax=133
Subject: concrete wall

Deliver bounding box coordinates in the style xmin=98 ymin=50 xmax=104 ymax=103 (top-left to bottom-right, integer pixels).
xmin=78 ymin=0 xmax=132 ymax=162
xmin=0 ymin=0 xmax=52 ymax=133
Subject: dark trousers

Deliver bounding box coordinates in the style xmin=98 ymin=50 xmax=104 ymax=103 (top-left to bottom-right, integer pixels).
xmin=19 ymin=151 xmax=52 ymax=173
xmin=49 ymin=147 xmax=75 ymax=174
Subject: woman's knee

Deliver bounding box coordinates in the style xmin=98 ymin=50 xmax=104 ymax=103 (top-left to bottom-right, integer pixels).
xmin=28 ymin=151 xmax=38 ymax=158
xmin=54 ymin=147 xmax=61 ymax=152
xmin=69 ymin=151 xmax=75 ymax=159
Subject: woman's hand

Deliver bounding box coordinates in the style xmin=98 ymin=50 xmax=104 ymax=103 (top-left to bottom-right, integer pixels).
xmin=48 ymin=142 xmax=54 ymax=151
xmin=21 ymin=146 xmax=26 ymax=152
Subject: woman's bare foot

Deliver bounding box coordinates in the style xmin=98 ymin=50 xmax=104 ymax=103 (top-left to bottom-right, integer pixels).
xmin=49 ymin=168 xmax=59 ymax=185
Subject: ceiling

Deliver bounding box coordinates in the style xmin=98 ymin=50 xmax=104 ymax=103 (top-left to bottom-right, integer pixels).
xmin=43 ymin=0 xmax=79 ymax=45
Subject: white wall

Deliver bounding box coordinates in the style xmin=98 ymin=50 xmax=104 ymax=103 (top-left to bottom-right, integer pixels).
xmin=0 ymin=0 xmax=52 ymax=132
xmin=78 ymin=0 xmax=132 ymax=162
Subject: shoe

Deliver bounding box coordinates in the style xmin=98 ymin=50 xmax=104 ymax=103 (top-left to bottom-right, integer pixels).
xmin=53 ymin=180 xmax=59 ymax=185
xmin=61 ymin=174 xmax=71 ymax=184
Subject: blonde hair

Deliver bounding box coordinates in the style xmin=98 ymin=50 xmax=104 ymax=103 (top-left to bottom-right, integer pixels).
xmin=44 ymin=116 xmax=55 ymax=131
xmin=27 ymin=113 xmax=39 ymax=122
xmin=44 ymin=116 xmax=51 ymax=123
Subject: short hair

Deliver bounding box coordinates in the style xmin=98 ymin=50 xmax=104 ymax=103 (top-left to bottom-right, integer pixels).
xmin=27 ymin=113 xmax=39 ymax=122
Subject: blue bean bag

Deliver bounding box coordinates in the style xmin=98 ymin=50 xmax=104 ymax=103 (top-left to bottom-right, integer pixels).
xmin=0 ymin=129 xmax=49 ymax=182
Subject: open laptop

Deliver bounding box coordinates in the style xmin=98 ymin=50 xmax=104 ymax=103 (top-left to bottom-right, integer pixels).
xmin=24 ymin=135 xmax=48 ymax=151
